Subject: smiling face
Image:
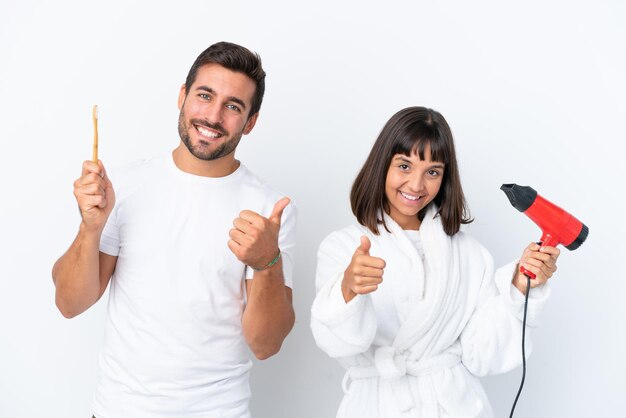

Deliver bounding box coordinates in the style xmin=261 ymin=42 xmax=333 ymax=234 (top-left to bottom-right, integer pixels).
xmin=177 ymin=63 xmax=258 ymax=164
xmin=384 ymin=144 xmax=445 ymax=230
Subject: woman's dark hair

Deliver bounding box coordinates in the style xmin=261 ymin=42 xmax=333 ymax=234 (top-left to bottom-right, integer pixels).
xmin=350 ymin=106 xmax=472 ymax=236
xmin=184 ymin=41 xmax=266 ymax=118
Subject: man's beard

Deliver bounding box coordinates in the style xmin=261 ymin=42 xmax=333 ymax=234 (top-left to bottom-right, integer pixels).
xmin=178 ymin=110 xmax=243 ymax=161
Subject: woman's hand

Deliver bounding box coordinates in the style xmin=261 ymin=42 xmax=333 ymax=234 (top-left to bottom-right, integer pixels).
xmin=341 ymin=236 xmax=386 ymax=303
xmin=513 ymin=242 xmax=561 ymax=293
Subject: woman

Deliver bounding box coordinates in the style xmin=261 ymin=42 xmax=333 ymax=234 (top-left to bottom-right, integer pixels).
xmin=310 ymin=107 xmax=559 ymax=417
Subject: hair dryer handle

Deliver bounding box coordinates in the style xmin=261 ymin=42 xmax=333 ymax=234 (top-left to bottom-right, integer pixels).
xmin=520 ymin=265 xmax=536 ymax=280
xmin=520 ymin=233 xmax=560 ymax=279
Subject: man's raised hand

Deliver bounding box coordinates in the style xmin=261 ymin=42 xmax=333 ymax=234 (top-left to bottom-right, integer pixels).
xmin=228 ymin=197 xmax=290 ymax=271
xmin=73 ymin=160 xmax=115 ymax=232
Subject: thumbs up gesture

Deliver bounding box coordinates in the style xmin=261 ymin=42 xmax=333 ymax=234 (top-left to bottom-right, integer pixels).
xmin=228 ymin=197 xmax=290 ymax=271
xmin=341 ymin=236 xmax=386 ymax=303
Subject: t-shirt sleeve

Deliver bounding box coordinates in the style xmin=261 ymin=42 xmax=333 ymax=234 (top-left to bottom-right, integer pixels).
xmin=99 ymin=206 xmax=121 ymax=256
xmin=244 ymin=200 xmax=297 ymax=288
xmin=99 ymin=164 xmax=121 ymax=256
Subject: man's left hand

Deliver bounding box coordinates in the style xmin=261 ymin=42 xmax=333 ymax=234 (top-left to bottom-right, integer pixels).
xmin=228 ymin=197 xmax=290 ymax=270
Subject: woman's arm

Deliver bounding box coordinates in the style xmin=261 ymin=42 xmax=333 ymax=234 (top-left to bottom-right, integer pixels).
xmin=310 ymin=230 xmax=379 ymax=358
xmin=459 ymin=243 xmax=558 ymax=376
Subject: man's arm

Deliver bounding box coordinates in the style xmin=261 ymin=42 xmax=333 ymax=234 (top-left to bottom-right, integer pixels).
xmin=52 ymin=160 xmax=117 ymax=318
xmin=228 ymin=197 xmax=295 ymax=360
xmin=53 ymin=243 xmax=117 ymax=318
xmin=243 ymin=264 xmax=295 ymax=360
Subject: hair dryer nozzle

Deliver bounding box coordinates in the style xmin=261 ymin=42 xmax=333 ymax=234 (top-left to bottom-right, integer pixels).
xmin=565 ymin=223 xmax=589 ymax=251
xmin=500 ymin=184 xmax=537 ymax=212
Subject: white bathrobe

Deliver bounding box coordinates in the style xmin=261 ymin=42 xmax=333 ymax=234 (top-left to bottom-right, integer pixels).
xmin=310 ymin=206 xmax=550 ymax=418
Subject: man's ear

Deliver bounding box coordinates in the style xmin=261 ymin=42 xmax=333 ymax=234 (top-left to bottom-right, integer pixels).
xmin=243 ymin=112 xmax=259 ymax=135
xmin=177 ymin=84 xmax=187 ymax=110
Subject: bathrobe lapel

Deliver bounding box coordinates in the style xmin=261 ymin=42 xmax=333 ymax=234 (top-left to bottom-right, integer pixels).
xmin=383 ymin=206 xmax=462 ymax=356
xmin=369 ymin=216 xmax=425 ymax=324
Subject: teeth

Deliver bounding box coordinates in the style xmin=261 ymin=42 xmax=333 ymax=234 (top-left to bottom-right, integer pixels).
xmin=400 ymin=191 xmax=420 ymax=201
xmin=197 ymin=126 xmax=221 ymax=138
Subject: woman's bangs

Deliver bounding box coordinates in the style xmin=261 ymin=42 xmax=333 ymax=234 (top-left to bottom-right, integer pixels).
xmin=393 ymin=129 xmax=449 ymax=164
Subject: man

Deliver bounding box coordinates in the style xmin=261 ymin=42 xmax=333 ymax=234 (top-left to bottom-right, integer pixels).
xmin=52 ymin=42 xmax=296 ymax=418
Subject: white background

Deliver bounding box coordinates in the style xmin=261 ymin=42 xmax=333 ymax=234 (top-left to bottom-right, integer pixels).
xmin=1 ymin=1 xmax=624 ymax=417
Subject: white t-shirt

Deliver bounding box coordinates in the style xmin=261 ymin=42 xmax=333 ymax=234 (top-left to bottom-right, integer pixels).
xmin=403 ymin=229 xmax=425 ymax=262
xmin=404 ymin=229 xmax=428 ymax=296
xmin=93 ymin=154 xmax=297 ymax=418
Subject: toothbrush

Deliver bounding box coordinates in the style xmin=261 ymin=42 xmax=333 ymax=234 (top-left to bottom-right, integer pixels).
xmin=92 ymin=105 xmax=99 ymax=163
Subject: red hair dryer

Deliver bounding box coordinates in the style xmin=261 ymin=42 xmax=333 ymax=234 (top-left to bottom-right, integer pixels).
xmin=500 ymin=184 xmax=589 ymax=279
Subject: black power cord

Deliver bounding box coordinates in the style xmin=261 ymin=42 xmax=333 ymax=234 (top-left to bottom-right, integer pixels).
xmin=509 ymin=274 xmax=531 ymax=418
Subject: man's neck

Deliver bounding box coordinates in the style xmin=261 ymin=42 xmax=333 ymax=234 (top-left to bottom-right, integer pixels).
xmin=172 ymin=143 xmax=240 ymax=178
